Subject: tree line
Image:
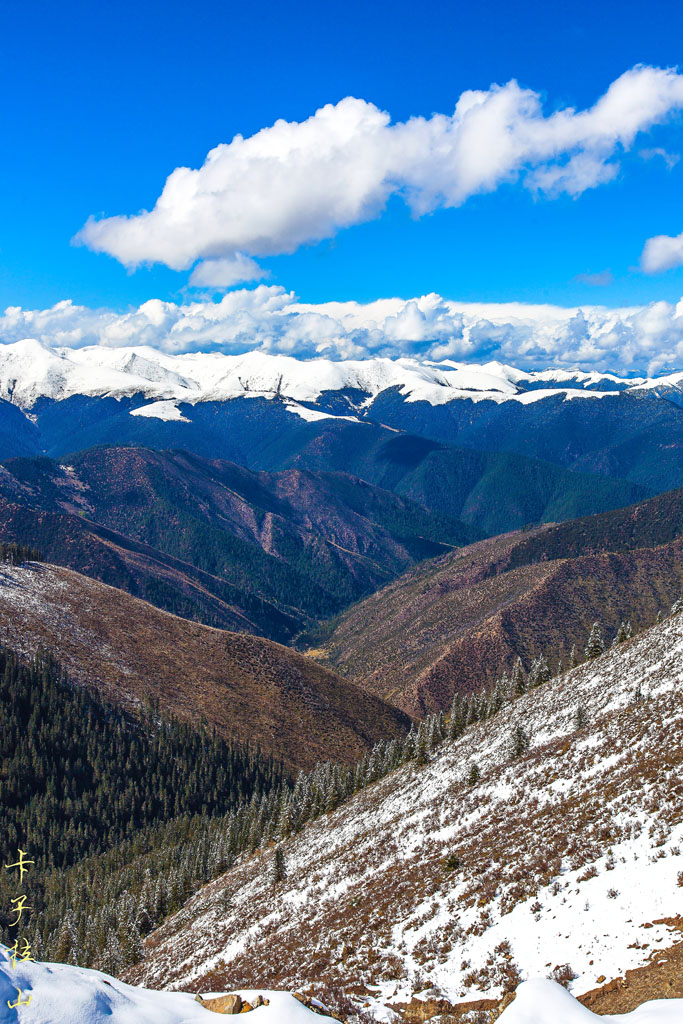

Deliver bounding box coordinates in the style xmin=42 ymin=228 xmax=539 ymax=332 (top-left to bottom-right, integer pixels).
xmin=0 ymin=542 xmax=42 ymax=565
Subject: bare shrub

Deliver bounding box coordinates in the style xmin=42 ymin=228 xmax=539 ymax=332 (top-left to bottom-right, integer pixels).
xmin=549 ymin=964 xmax=577 ymax=988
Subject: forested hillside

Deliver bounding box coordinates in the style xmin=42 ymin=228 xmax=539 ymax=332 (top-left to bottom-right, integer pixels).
xmin=127 ymin=605 xmax=683 ymax=1018
xmin=0 ymin=447 xmax=473 ymax=638
xmin=0 ymin=560 xmax=410 ymax=771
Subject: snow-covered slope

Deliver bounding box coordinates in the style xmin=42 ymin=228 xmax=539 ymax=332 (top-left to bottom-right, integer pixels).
xmin=0 ymin=948 xmax=322 ymax=1024
xmin=1 ymin=951 xmax=679 ymax=1024
xmin=130 ymin=610 xmax=683 ymax=1015
xmin=500 ymin=980 xmax=682 ymax=1023
xmin=0 ymin=339 xmax=659 ymax=416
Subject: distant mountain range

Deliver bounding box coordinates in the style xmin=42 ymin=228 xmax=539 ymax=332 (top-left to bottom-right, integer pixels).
xmin=0 ymin=341 xmax=682 ymax=498
xmin=0 ymin=446 xmax=475 ymax=641
xmin=0 ymin=444 xmax=653 ymax=644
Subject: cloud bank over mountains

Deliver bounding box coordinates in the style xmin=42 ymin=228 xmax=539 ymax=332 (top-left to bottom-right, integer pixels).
xmin=75 ymin=66 xmax=683 ymax=286
xmin=4 ymin=287 xmax=683 ymax=375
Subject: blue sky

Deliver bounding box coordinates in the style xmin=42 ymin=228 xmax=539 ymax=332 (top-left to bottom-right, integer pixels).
xmin=2 ymin=0 xmax=683 ymax=319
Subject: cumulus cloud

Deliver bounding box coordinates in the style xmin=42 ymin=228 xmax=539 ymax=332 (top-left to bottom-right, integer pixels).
xmin=75 ymin=66 xmax=683 ymax=275
xmin=4 ymin=287 xmax=683 ymax=376
xmin=641 ymin=230 xmax=683 ymax=273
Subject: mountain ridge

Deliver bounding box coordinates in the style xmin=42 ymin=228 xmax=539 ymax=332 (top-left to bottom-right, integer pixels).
xmin=319 ymin=487 xmax=683 ymax=714
xmin=125 ymin=606 xmax=683 ymax=1015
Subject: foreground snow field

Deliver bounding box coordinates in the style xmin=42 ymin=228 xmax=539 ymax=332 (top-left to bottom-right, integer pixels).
xmin=498 ymin=980 xmax=683 ymax=1023
xmin=0 ymin=948 xmax=321 ymax=1023
xmin=1 ymin=952 xmax=681 ymax=1024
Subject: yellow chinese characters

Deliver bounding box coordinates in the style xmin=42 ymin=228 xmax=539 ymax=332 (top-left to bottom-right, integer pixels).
xmin=8 ymin=937 xmax=34 ymax=969
xmin=4 ymin=848 xmax=35 ymax=1012
xmin=4 ymin=851 xmax=34 ymax=886
xmin=7 ymin=989 xmax=32 ymax=1009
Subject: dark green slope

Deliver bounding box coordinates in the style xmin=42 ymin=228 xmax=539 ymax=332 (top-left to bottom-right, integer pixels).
xmin=0 ymin=447 xmax=474 ymax=637
xmin=269 ymin=425 xmax=650 ymax=536
xmin=365 ymin=389 xmax=683 ymax=494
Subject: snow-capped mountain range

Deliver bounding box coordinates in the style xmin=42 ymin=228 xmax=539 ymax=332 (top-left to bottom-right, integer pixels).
xmin=2 ymin=337 xmax=683 ymax=422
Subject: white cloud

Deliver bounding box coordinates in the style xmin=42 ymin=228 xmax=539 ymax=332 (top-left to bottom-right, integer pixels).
xmin=639 ymin=146 xmax=680 ymax=170
xmin=188 ymin=254 xmax=266 ymax=289
xmin=641 ymin=230 xmax=683 ymax=273
xmin=5 ymin=287 xmax=683 ymax=376
xmin=75 ymin=66 xmax=683 ymax=275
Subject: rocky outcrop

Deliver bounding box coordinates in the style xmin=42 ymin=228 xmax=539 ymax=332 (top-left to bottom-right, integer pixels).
xmin=195 ymin=992 xmax=271 ymax=1014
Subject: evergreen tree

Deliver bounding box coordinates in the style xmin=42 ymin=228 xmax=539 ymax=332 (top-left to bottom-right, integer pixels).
xmin=415 ymin=725 xmax=429 ymax=766
xmin=271 ymin=846 xmax=285 ymax=887
xmin=574 ymin=705 xmax=588 ymax=730
xmin=512 ymin=658 xmax=527 ymax=696
xmin=448 ymin=694 xmax=466 ymax=740
xmin=613 ymin=621 xmax=632 ymax=646
xmin=584 ymin=622 xmax=605 ymax=660
xmin=510 ymin=723 xmax=531 ymax=758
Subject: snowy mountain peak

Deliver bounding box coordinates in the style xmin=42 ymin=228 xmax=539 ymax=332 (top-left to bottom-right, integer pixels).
xmin=0 ymin=338 xmax=650 ymax=413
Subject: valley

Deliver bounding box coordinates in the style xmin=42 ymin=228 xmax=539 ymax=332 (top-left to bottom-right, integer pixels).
xmin=0 ymin=349 xmax=682 ymax=1023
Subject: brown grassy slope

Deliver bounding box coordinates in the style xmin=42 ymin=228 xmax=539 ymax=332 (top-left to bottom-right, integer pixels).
xmin=319 ymin=529 xmax=683 ymax=716
xmin=0 ymin=562 xmax=409 ymax=771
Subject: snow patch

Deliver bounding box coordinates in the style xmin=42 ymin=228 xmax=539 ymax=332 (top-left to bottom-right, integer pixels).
xmin=129 ymin=400 xmax=190 ymax=422
xmin=499 ymin=979 xmax=683 ymax=1023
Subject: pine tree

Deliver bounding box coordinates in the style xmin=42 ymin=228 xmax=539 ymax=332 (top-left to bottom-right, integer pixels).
xmin=512 ymin=658 xmax=527 ymax=696
xmin=613 ymin=621 xmax=632 ymax=646
xmin=510 ymin=723 xmax=531 ymax=758
xmin=466 ymin=762 xmax=481 ymax=785
xmin=448 ymin=694 xmax=466 ymax=740
xmin=584 ymin=622 xmax=605 ymax=660
xmin=574 ymin=705 xmax=588 ymax=730
xmin=271 ymin=846 xmax=285 ymax=887
xmin=415 ymin=725 xmax=429 ymax=766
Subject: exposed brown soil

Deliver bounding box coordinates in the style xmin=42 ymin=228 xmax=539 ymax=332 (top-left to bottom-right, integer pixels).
xmin=578 ymin=920 xmax=683 ymax=1014
xmin=0 ymin=562 xmax=409 ymax=771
